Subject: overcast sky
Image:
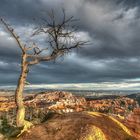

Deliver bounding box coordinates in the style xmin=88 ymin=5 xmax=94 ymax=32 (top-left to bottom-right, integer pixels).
xmin=0 ymin=0 xmax=140 ymax=90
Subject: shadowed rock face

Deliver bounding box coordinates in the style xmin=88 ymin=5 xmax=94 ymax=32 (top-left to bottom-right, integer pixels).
xmin=18 ymin=112 xmax=137 ymax=140
xmin=125 ymin=108 xmax=140 ymax=135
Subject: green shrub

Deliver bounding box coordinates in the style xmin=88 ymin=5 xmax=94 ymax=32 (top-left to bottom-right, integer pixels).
xmin=0 ymin=117 xmax=21 ymax=138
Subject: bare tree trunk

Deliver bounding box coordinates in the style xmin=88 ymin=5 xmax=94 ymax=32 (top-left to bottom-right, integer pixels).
xmin=15 ymin=53 xmax=28 ymax=127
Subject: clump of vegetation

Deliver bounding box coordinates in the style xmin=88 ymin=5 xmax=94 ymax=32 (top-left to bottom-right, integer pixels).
xmin=41 ymin=111 xmax=58 ymax=123
xmin=136 ymin=96 xmax=140 ymax=105
xmin=0 ymin=110 xmax=58 ymax=139
xmin=0 ymin=116 xmax=21 ymax=138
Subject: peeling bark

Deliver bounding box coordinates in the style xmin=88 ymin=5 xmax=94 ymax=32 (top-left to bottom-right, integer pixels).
xmin=15 ymin=54 xmax=28 ymax=127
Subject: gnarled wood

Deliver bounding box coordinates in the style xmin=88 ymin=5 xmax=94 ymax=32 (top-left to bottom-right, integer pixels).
xmin=15 ymin=54 xmax=28 ymax=127
xmin=1 ymin=10 xmax=88 ymax=129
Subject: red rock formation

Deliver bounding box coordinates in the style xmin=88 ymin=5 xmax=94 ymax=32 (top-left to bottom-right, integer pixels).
xmin=125 ymin=108 xmax=140 ymax=135
xmin=87 ymin=97 xmax=138 ymax=115
xmin=0 ymin=92 xmax=138 ymax=116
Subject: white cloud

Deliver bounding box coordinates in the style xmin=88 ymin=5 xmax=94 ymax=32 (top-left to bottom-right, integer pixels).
xmin=23 ymin=81 xmax=140 ymax=91
xmin=0 ymin=61 xmax=9 ymax=67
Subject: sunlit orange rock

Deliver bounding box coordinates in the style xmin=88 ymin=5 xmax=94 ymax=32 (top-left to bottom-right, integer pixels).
xmin=125 ymin=108 xmax=140 ymax=135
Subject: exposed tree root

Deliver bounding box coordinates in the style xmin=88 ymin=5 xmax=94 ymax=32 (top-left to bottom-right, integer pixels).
xmin=17 ymin=121 xmax=33 ymax=137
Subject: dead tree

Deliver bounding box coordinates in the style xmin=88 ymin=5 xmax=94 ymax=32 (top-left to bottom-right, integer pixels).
xmin=0 ymin=11 xmax=87 ymax=130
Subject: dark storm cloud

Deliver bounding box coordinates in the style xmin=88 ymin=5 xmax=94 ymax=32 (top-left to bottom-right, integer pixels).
xmin=0 ymin=0 xmax=66 ymax=24
xmin=0 ymin=0 xmax=42 ymax=23
xmin=75 ymin=1 xmax=140 ymax=59
xmin=26 ymin=56 xmax=140 ymax=84
xmin=0 ymin=0 xmax=140 ymax=86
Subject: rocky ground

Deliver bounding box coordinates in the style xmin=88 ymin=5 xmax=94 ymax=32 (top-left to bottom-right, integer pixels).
xmin=0 ymin=91 xmax=140 ymax=139
xmin=18 ymin=112 xmax=139 ymax=140
xmin=124 ymin=108 xmax=140 ymax=136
